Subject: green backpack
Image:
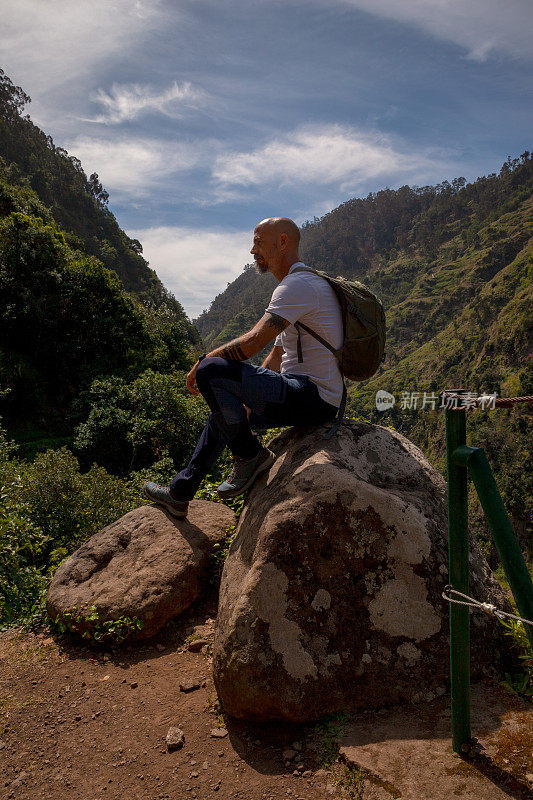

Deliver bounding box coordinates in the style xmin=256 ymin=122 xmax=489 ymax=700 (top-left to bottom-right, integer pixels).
xmin=291 ymin=266 xmax=387 ymax=437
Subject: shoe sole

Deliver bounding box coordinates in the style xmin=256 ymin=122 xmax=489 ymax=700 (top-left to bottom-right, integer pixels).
xmin=217 ymin=450 xmax=276 ymax=499
xmin=143 ymin=488 xmax=188 ymax=519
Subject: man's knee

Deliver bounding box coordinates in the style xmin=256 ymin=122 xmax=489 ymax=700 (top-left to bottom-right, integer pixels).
xmin=196 ymin=357 xmax=242 ymax=390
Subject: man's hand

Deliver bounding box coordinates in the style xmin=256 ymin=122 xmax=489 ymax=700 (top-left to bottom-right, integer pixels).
xmin=186 ymin=361 xmax=201 ymax=395
xmin=186 ymin=312 xmax=288 ymax=396
xmin=261 ymin=344 xmax=284 ymax=372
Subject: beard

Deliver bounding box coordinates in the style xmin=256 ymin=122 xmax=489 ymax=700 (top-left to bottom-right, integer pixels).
xmin=254 ymin=259 xmax=270 ymax=274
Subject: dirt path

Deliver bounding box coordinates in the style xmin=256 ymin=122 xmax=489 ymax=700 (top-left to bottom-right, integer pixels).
xmin=1 ymin=587 xmax=532 ymax=800
xmin=0 ymin=587 xmax=336 ymax=800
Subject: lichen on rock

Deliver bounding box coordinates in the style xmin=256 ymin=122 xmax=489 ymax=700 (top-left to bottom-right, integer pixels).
xmin=212 ymin=421 xmax=509 ymax=722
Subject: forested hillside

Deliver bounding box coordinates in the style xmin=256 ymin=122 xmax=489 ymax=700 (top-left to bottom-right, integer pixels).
xmin=196 ymin=154 xmax=533 ymax=558
xmin=0 ymin=69 xmax=170 ymax=300
xmin=0 ymin=71 xmax=214 ymax=626
xmin=0 ymin=69 xmax=201 ymax=448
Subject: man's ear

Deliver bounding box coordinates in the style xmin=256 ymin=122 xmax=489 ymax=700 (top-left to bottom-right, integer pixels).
xmin=278 ymin=232 xmax=287 ymax=250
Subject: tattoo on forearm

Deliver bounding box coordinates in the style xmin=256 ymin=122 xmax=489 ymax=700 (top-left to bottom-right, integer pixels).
xmin=222 ymin=339 xmax=247 ymax=360
xmin=265 ymin=312 xmax=290 ymax=333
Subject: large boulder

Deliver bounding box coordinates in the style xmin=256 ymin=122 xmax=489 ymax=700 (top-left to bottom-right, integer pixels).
xmin=47 ymin=500 xmax=234 ymax=640
xmin=212 ymin=422 xmax=509 ymax=722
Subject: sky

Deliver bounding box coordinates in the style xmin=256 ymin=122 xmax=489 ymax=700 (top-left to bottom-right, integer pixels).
xmin=2 ymin=0 xmax=532 ymax=318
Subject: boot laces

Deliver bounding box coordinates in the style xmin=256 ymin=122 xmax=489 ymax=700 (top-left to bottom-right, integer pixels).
xmin=228 ymin=454 xmax=248 ymax=481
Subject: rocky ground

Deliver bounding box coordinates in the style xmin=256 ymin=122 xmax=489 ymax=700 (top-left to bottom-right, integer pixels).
xmin=1 ymin=582 xmax=532 ymax=800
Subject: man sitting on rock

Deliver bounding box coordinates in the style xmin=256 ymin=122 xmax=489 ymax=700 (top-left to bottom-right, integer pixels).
xmin=143 ymin=216 xmax=344 ymax=518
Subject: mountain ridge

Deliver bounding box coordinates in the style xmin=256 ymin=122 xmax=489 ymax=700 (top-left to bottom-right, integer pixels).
xmin=195 ymin=155 xmax=532 ymax=360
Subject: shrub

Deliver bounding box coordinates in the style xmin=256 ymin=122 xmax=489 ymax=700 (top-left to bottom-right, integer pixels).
xmin=19 ymin=446 xmax=140 ymax=555
xmin=0 ymin=427 xmax=48 ymax=625
xmin=73 ymin=369 xmax=207 ymax=474
xmin=51 ymin=604 xmax=144 ymax=645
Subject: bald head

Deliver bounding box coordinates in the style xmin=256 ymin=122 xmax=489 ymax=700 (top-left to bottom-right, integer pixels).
xmin=256 ymin=216 xmax=300 ymax=247
xmin=251 ymin=216 xmax=301 ymax=280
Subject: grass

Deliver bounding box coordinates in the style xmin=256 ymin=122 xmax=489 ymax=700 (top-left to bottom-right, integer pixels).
xmin=336 ymin=764 xmax=367 ymax=800
xmin=493 ymin=563 xmax=533 ymax=701
xmin=307 ymin=711 xmax=370 ymax=797
xmin=0 ymin=693 xmax=45 ymax=718
xmin=205 ymin=691 xmax=225 ymax=728
xmin=307 ymin=711 xmax=405 ymax=798
xmin=308 ymin=710 xmax=351 ymax=769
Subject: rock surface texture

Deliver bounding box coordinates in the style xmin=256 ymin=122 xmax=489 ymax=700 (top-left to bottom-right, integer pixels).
xmin=212 ymin=421 xmax=509 ymax=722
xmin=46 ymin=501 xmax=234 ymax=640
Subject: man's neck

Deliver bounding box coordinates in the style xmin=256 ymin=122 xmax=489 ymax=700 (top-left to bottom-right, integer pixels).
xmin=271 ymin=256 xmax=301 ymax=282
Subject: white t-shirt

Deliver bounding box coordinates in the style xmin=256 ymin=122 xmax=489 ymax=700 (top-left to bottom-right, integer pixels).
xmin=265 ymin=261 xmax=344 ymax=408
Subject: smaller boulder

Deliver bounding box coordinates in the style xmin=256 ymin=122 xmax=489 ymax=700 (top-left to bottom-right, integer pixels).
xmin=46 ymin=501 xmax=234 ymax=640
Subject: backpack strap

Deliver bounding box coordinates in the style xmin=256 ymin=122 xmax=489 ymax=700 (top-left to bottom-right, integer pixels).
xmin=295 ymin=319 xmax=338 ymax=359
xmin=291 ymin=265 xmax=318 ymax=276
xmin=290 ymin=264 xmax=346 ymax=438
xmin=324 ymin=382 xmax=347 ymax=440
xmin=290 ymin=265 xmax=342 ymax=360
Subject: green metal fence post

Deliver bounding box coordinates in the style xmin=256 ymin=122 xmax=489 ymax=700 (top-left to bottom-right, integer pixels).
xmin=453 ymin=444 xmax=533 ymax=650
xmin=445 ymin=394 xmax=471 ymax=753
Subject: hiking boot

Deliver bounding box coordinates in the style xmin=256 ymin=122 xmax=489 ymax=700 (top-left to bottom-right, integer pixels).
xmin=217 ymin=447 xmax=276 ymax=499
xmin=142 ymin=482 xmax=189 ymax=519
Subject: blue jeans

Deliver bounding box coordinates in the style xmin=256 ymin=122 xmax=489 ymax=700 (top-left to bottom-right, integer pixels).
xmin=169 ymin=356 xmax=338 ymax=501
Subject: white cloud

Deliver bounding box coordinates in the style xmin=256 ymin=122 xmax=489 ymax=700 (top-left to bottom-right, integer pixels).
xmin=88 ymin=80 xmax=206 ymax=124
xmin=128 ymin=226 xmax=254 ymax=318
xmin=213 ymin=124 xmax=444 ymax=193
xmin=66 ymin=124 xmax=452 ymax=207
xmin=336 ymin=0 xmax=532 ymax=61
xmin=65 ymin=136 xmax=203 ymax=197
xmin=1 ymin=1 xmax=163 ymax=96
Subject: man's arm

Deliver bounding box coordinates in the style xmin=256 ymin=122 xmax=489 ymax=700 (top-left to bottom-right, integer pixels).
xmin=186 ymin=312 xmax=288 ymax=394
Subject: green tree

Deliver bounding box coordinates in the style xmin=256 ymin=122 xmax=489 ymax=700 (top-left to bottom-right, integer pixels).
xmin=0 ymin=212 xmax=149 ymax=419
xmin=73 ymin=369 xmax=207 ymax=474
